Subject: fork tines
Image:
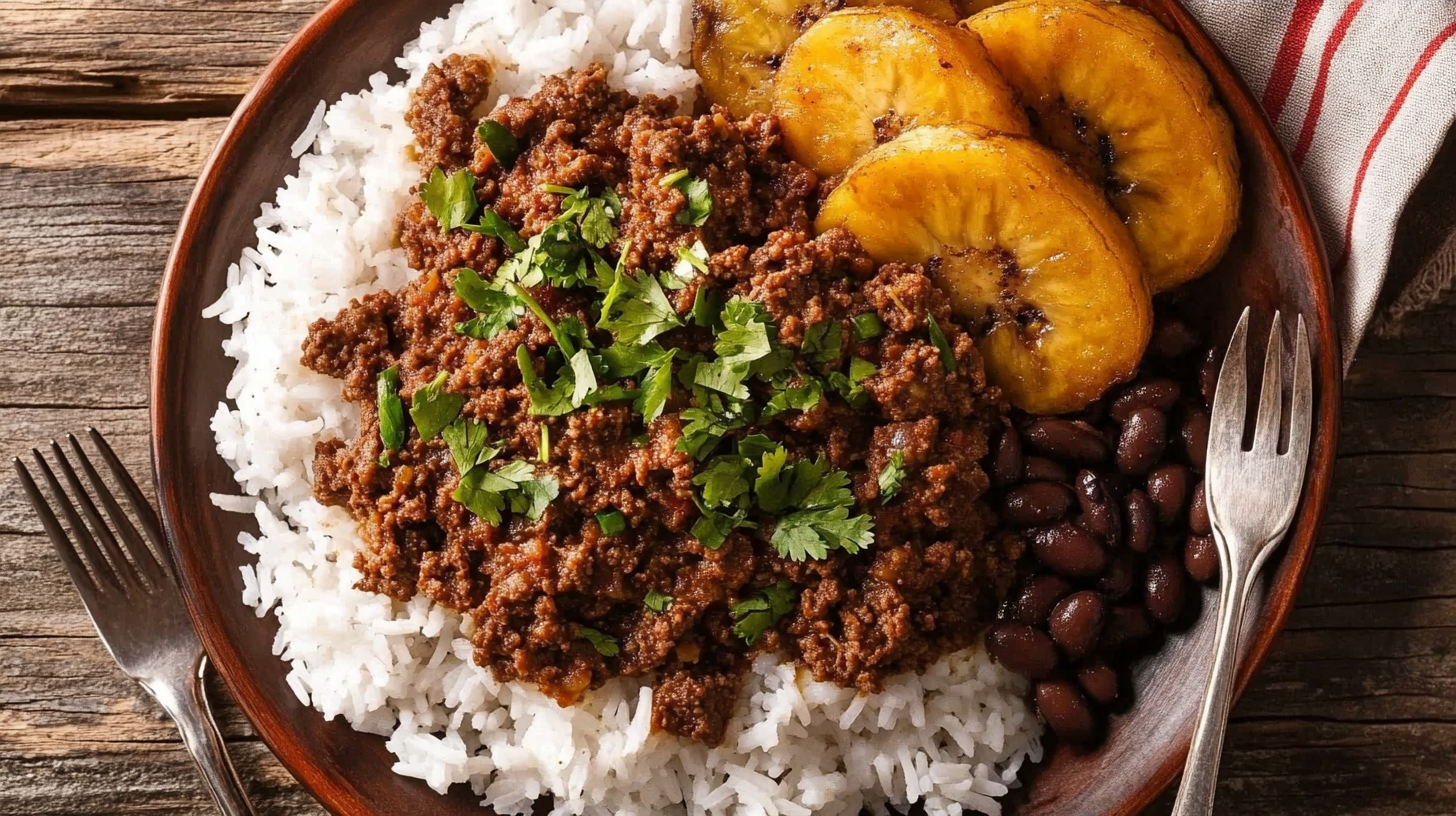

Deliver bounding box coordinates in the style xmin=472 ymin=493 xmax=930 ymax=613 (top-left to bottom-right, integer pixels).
xmin=1211 ymin=307 xmax=1313 ymax=460
xmin=14 ymin=429 xmax=171 ymax=597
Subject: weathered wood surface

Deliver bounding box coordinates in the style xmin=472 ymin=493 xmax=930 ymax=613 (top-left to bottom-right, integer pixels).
xmin=2 ymin=3 xmax=1456 ymax=815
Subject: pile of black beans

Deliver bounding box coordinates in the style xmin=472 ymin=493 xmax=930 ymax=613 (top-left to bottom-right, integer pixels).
xmin=984 ymin=316 xmax=1219 ymax=747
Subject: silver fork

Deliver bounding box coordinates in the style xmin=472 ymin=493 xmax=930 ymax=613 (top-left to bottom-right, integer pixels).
xmin=1171 ymin=308 xmax=1313 ymax=816
xmin=14 ymin=429 xmax=257 ymax=816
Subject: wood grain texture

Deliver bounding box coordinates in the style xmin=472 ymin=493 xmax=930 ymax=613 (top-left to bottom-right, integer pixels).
xmin=0 ymin=1 xmax=326 ymax=118
xmin=0 ymin=2 xmax=1454 ymax=814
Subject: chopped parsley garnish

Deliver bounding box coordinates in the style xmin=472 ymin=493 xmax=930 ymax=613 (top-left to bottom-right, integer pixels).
xmin=635 ymin=351 xmax=677 ymax=423
xmin=852 ymin=312 xmax=885 ymax=341
xmin=476 ymin=120 xmax=521 ymax=169
xmin=927 ymin=312 xmax=957 ymax=373
xmin=408 ymin=370 xmax=464 ymax=442
xmin=658 ymin=169 xmax=689 ymax=187
xmin=452 ymin=459 xmax=559 ymax=525
xmin=516 ymin=345 xmax=578 ymax=417
xmin=760 ymin=378 xmax=823 ymax=421
xmin=442 ymin=418 xmax=499 ymax=475
xmin=691 ymin=283 xmax=724 ymax=331
xmin=453 ymin=269 xmax=522 ymax=338
xmin=578 ymin=626 xmax=620 ymax=657
xmin=878 ymin=450 xmax=906 ymax=502
xmin=644 ymin=589 xmax=673 ymax=613
xmin=462 ymin=209 xmax=526 ymax=253
xmin=731 ymin=581 xmax=797 ymax=645
xmin=802 ymin=320 xmax=843 ymax=365
xmin=376 ymin=366 xmax=405 ymax=467
xmin=673 ymin=240 xmax=710 ymax=279
xmin=596 ymin=509 xmax=627 ymax=536
xmin=670 ymin=174 xmax=713 ymax=227
xmin=420 ymin=166 xmax=478 ymax=233
xmin=827 ymin=356 xmax=877 ymax=409
xmin=598 ymin=267 xmax=682 ymax=346
xmin=539 ymin=424 xmax=551 ymax=463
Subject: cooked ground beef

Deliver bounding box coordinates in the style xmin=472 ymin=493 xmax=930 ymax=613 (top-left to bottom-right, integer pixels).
xmin=302 ymin=60 xmax=1022 ymax=745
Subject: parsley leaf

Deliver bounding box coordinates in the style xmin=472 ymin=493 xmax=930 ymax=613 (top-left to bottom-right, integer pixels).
xmin=827 ymin=357 xmax=877 ymax=408
xmin=635 ymin=351 xmax=677 ymax=423
xmin=691 ymin=503 xmax=752 ymax=549
xmin=803 ymin=320 xmax=843 ymax=365
xmin=598 ymin=270 xmax=682 ymax=346
xmin=453 ymin=269 xmax=521 ymax=339
xmin=509 ymin=471 xmax=559 ymax=519
xmin=927 ymin=312 xmax=957 ymax=373
xmin=580 ymin=197 xmax=618 ymax=249
xmin=693 ymin=456 xmax=753 ymax=509
xmin=452 ymin=458 xmax=559 ymax=523
xmin=409 ymin=370 xmax=465 ymax=442
xmin=568 ymin=348 xmax=598 ymax=406
xmin=691 ymin=283 xmax=724 ymax=331
xmin=596 ymin=510 xmax=627 ymax=536
xmin=578 ymin=626 xmax=620 ymax=657
xmin=442 ymin=418 xmax=500 ymax=475
xmin=760 ymin=378 xmax=823 ymax=421
xmin=452 ymin=466 xmax=517 ymax=524
xmin=852 ymin=312 xmax=885 ymax=341
xmin=731 ymin=582 xmax=797 ymax=645
xmin=878 ymin=450 xmax=906 ymax=501
xmin=476 ymin=120 xmax=521 ymax=169
xmin=772 ymin=506 xmax=874 ymax=559
xmin=516 ymin=345 xmax=576 ymax=416
xmin=676 ymin=395 xmax=754 ymax=460
xmin=600 ymin=340 xmax=673 ymax=378
xmin=672 ymin=175 xmax=713 ymax=227
xmin=673 ymin=240 xmax=710 ymax=280
xmin=644 ymin=589 xmax=673 ymax=613
xmin=376 ymin=366 xmax=405 ymax=467
xmin=461 ymin=209 xmax=526 ymax=253
xmin=420 ymin=167 xmax=478 ymax=233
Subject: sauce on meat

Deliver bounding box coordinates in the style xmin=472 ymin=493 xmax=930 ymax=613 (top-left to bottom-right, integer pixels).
xmin=301 ymin=59 xmax=1022 ymax=745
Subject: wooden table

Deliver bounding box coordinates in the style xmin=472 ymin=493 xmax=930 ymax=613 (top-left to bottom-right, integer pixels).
xmin=2 ymin=2 xmax=1454 ymax=814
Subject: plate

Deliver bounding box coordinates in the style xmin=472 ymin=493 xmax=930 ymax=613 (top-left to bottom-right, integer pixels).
xmin=150 ymin=1 xmax=1340 ymax=813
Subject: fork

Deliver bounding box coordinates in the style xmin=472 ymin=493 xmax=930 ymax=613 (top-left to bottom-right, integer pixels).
xmin=14 ymin=429 xmax=258 ymax=816
xmin=1170 ymin=308 xmax=1313 ymax=816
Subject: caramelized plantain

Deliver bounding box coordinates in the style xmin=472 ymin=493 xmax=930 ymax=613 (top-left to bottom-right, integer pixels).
xmin=966 ymin=0 xmax=1240 ymax=292
xmin=817 ymin=124 xmax=1152 ymax=414
xmin=693 ymin=0 xmax=961 ymax=119
xmin=772 ymin=7 xmax=1030 ymax=177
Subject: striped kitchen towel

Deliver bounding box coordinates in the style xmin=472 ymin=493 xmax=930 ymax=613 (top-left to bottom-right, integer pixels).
xmin=1186 ymin=0 xmax=1456 ymax=367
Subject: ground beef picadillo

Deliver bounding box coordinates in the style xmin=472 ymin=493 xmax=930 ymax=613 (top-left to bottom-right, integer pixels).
xmin=301 ymin=58 xmax=1022 ymax=746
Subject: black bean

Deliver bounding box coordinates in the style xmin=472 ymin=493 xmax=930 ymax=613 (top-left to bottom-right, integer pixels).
xmin=1199 ymin=347 xmax=1220 ymax=405
xmin=1031 ymin=523 xmax=1108 ymax=578
xmin=1189 ymin=481 xmax=1212 ymax=535
xmin=1147 ymin=463 xmax=1191 ymax=526
xmin=985 ymin=622 xmax=1060 ymax=679
xmin=1144 ymin=552 xmax=1186 ymax=625
xmin=1109 ymin=378 xmax=1182 ymax=422
xmin=1010 ymin=574 xmax=1075 ymax=626
xmin=1074 ymin=469 xmax=1121 ymax=545
xmin=1116 ymin=408 xmax=1168 ymax=475
xmin=1123 ymin=490 xmax=1154 ymax=552
xmin=1102 ymin=605 xmax=1154 ymax=651
xmin=1077 ymin=659 xmax=1119 ymax=706
xmin=1182 ymin=409 xmax=1210 ymax=473
xmin=992 ymin=429 xmax=1022 ymax=487
xmin=1097 ymin=550 xmax=1137 ymax=601
xmin=1023 ymin=456 xmax=1071 ymax=483
xmin=1151 ymin=318 xmax=1199 ymax=359
xmin=1002 ymin=482 xmax=1075 ymax=528
xmin=1023 ymin=419 xmax=1109 ymax=465
xmin=1035 ymin=679 xmax=1098 ymax=745
xmin=1184 ymin=535 xmax=1220 ymax=583
xmin=1048 ymin=591 xmax=1107 ymax=660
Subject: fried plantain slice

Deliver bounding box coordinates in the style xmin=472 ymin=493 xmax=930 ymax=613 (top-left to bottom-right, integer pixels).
xmin=817 ymin=124 xmax=1152 ymax=414
xmin=693 ymin=0 xmax=961 ymax=119
xmin=772 ymin=7 xmax=1030 ymax=177
xmin=965 ymin=0 xmax=1240 ymax=293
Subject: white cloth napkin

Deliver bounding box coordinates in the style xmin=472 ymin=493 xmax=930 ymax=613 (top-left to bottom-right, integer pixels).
xmin=1184 ymin=0 xmax=1456 ymax=366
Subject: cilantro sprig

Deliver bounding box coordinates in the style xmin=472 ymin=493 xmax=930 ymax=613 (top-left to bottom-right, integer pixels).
xmin=878 ymin=450 xmax=906 ymax=502
xmin=420 ymin=167 xmax=478 ymax=234
xmin=731 ymin=582 xmax=797 ymax=645
xmin=578 ymin=626 xmax=620 ymax=657
xmin=376 ymin=366 xmax=405 ymax=467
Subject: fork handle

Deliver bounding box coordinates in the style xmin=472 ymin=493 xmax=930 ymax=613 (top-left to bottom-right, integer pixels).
xmin=1170 ymin=538 xmax=1266 ymax=816
xmin=148 ymin=655 xmax=258 ymax=816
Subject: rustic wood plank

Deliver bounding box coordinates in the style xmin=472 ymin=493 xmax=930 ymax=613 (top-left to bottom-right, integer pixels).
xmin=0 ymin=118 xmax=228 ymax=307
xmin=0 ymin=1 xmax=326 ymax=118
xmin=0 ymin=408 xmax=152 ymax=535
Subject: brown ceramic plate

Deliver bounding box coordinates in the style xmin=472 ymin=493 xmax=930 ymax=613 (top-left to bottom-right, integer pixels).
xmin=151 ymin=0 xmax=1340 ymax=813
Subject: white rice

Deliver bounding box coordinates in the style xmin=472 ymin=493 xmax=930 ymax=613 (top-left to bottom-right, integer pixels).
xmin=204 ymin=0 xmax=1044 ymax=812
